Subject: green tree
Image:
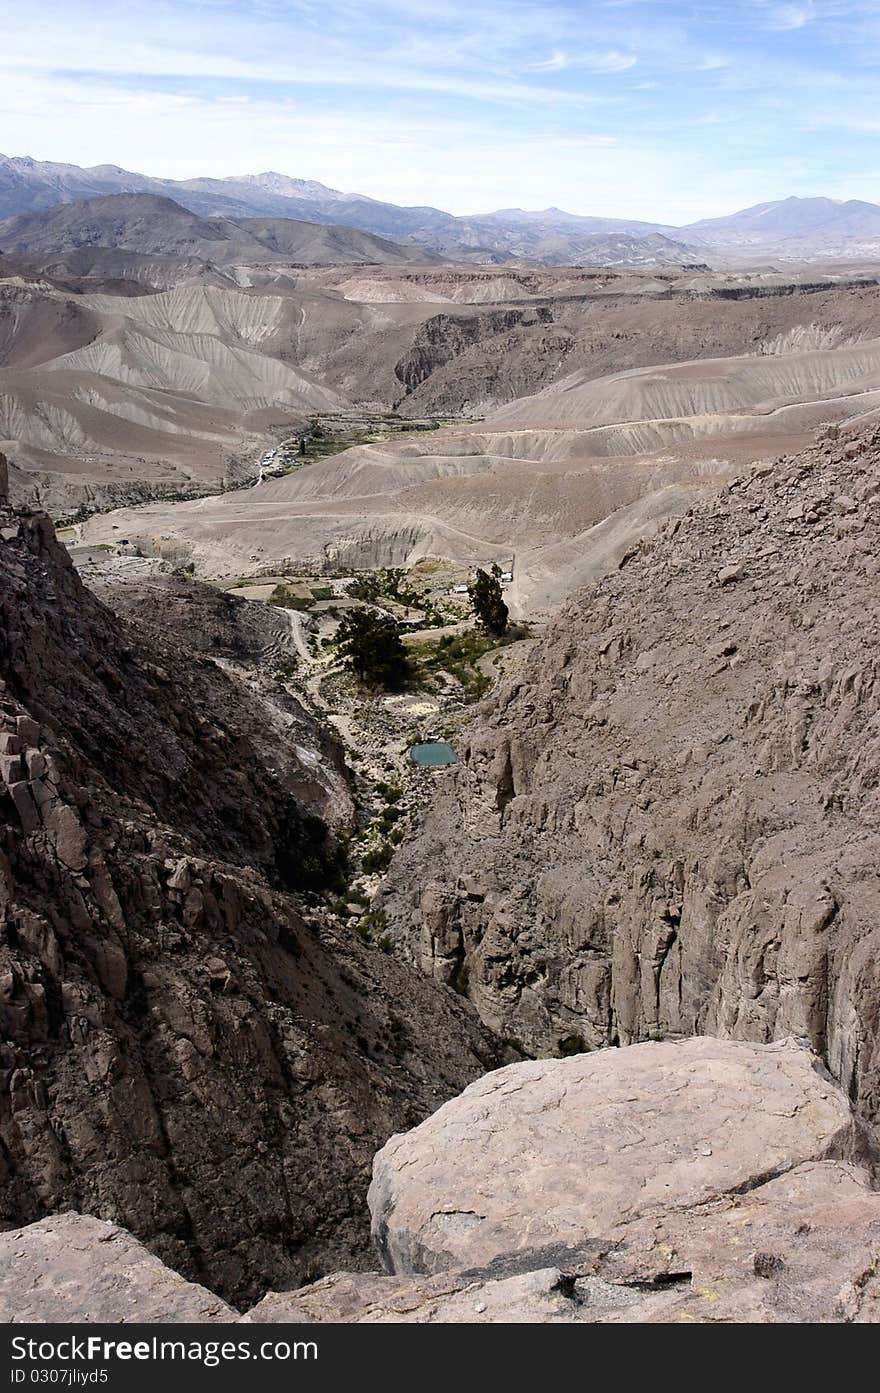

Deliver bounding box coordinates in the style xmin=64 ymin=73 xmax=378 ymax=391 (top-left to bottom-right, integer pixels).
xmin=468 ymin=565 xmax=508 ymax=636
xmin=335 ymin=607 xmax=411 ymax=690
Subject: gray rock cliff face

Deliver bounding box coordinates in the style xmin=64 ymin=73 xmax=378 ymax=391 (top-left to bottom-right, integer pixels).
xmin=0 ymin=468 xmax=505 ymax=1306
xmin=383 ymin=423 xmax=880 ymax=1127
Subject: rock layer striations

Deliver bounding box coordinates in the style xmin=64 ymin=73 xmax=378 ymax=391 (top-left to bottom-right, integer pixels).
xmin=384 ymin=421 xmax=880 ymax=1126
xmin=0 ymin=464 xmax=504 ymax=1305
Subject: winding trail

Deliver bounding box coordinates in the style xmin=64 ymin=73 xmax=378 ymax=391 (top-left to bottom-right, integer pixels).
xmin=279 ymin=606 xmax=364 ymax=753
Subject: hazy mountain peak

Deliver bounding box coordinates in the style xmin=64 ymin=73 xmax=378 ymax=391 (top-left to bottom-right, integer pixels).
xmin=224 ymin=170 xmax=354 ymax=200
xmin=1 ymin=154 xmax=879 ymax=261
xmin=685 ymin=192 xmax=880 ymax=243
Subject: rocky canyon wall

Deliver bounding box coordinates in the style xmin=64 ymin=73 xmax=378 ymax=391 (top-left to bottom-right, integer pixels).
xmin=384 ymin=423 xmax=880 ymax=1125
xmin=0 ymin=463 xmax=505 ymax=1306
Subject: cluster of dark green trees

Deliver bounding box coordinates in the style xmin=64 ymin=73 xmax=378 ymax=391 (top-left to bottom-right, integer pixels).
xmin=336 ymin=566 xmax=507 ymax=690
xmin=335 ymin=608 xmax=411 ymax=690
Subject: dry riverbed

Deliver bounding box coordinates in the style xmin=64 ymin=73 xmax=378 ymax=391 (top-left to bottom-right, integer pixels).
xmin=221 ymin=567 xmax=533 ymax=929
xmin=67 ymin=534 xmax=533 ymax=939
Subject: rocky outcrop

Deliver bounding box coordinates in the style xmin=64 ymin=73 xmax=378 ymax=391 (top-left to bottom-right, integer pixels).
xmin=5 ymin=1040 xmax=880 ymax=1323
xmin=568 ymin=1159 xmax=880 ymax=1323
xmin=251 ymin=1038 xmax=880 ymax=1324
xmin=383 ymin=422 xmax=880 ymax=1126
xmin=0 ymin=1214 xmax=235 ymax=1323
xmin=91 ymin=571 xmax=354 ymax=829
xmin=392 ymin=278 xmax=880 ymax=419
xmin=368 ymin=1037 xmax=868 ymax=1276
xmin=0 ymin=474 xmax=506 ymax=1306
xmin=249 ymin=1154 xmax=880 ymax=1321
xmin=394 ymin=306 xmax=555 ymax=403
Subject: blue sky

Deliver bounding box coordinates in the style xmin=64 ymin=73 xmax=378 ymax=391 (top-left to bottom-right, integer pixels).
xmin=1 ymin=0 xmax=879 ymax=221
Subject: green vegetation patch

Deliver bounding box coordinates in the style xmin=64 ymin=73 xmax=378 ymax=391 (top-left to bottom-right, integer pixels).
xmin=273 ymin=656 xmax=299 ymax=683
xmin=348 ymin=567 xmax=422 ymax=607
xmin=413 ymin=621 xmax=529 ymax=702
xmin=361 ymin=842 xmax=394 ymax=875
xmin=276 ymin=806 xmax=349 ymax=897
xmin=269 ymin=583 xmax=313 ymax=610
xmin=414 ymin=630 xmax=497 ymax=700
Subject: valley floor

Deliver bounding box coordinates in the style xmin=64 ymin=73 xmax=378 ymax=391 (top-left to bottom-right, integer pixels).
xmin=3 ymin=231 xmax=880 ymax=1325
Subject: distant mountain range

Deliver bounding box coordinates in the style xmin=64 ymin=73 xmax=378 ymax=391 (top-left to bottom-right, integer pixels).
xmin=2 ymin=154 xmax=880 ymax=265
xmin=0 ymin=155 xmax=458 ymax=235
xmin=0 ymin=194 xmax=709 ymax=277
xmin=0 ymin=193 xmax=442 ymax=280
xmin=690 ymin=195 xmax=880 ymax=239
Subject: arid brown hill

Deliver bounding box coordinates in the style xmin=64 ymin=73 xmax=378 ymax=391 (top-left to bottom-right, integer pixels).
xmin=384 ymin=421 xmax=880 ymax=1128
xmin=0 ymin=458 xmax=504 ymax=1305
xmin=0 ymin=193 xmax=431 ymax=268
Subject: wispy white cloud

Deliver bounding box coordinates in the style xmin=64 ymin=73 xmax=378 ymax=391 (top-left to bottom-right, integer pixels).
xmin=530 ymin=48 xmax=637 ymax=73
xmin=767 ymin=3 xmax=815 ymax=30
xmin=530 ymin=51 xmax=569 ymax=72
xmin=0 ymin=30 xmax=595 ymax=106
xmin=0 ymin=0 xmax=877 ymax=218
xmin=583 ymin=50 xmax=639 ymax=72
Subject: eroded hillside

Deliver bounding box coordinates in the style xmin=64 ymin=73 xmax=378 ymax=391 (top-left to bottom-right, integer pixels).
xmin=81 ymin=317 xmax=880 ymax=612
xmin=3 ymin=250 xmax=879 ymax=530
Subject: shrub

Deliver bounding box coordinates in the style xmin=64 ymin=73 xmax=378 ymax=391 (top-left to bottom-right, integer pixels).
xmin=376 ymin=782 xmax=403 ymax=804
xmin=361 ymin=842 xmax=394 ymax=875
xmin=273 ymin=656 xmax=298 ymax=683
xmin=359 ymin=909 xmax=388 ymax=937
xmin=276 ymin=806 xmax=349 ymax=895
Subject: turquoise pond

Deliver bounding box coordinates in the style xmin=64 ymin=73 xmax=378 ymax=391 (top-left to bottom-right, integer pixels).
xmin=409 ymin=740 xmax=458 ymax=768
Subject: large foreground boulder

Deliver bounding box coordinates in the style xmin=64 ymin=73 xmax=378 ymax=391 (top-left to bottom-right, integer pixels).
xmin=368 ymin=1037 xmax=867 ymax=1276
xmin=0 ymin=1215 xmax=235 ymax=1322
xmin=6 ymin=1159 xmax=880 ymax=1325
xmin=251 ymin=1158 xmax=880 ymax=1323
